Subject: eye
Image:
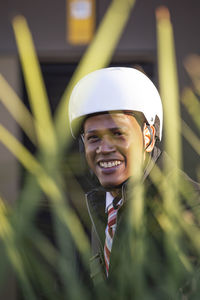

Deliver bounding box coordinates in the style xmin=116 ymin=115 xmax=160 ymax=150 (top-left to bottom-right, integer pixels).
xmin=87 ymin=135 xmax=100 ymax=143
xmin=113 ymin=130 xmax=123 ymax=137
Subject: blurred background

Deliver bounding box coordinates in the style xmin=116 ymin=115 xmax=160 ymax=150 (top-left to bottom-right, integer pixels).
xmin=0 ymin=0 xmax=200 ymax=299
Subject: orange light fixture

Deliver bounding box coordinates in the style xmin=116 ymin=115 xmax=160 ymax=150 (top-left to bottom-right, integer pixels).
xmin=67 ymin=0 xmax=95 ymax=45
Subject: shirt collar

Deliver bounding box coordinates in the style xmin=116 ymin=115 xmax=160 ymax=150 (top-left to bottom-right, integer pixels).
xmin=105 ymin=192 xmax=122 ymax=212
xmin=105 ymin=192 xmax=114 ymax=212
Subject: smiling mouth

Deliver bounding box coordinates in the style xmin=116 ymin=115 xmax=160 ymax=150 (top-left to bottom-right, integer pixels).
xmin=98 ymin=160 xmax=122 ymax=169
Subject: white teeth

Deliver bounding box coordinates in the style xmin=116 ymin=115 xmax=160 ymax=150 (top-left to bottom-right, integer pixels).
xmin=99 ymin=161 xmax=121 ymax=168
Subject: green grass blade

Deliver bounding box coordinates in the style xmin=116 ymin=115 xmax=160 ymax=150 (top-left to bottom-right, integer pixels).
xmin=12 ymin=16 xmax=57 ymax=156
xmin=181 ymin=119 xmax=200 ymax=155
xmin=156 ymin=6 xmax=182 ymax=169
xmin=0 ymin=125 xmax=90 ymax=261
xmin=0 ymin=198 xmax=37 ymax=300
xmin=0 ymin=74 xmax=37 ymax=145
xmin=181 ymin=87 xmax=200 ymax=130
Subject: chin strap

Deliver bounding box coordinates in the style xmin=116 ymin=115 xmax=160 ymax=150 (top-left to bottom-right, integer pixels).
xmin=144 ymin=124 xmax=153 ymax=150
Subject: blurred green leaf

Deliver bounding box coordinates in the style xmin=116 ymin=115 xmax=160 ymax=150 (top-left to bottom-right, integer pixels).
xmin=13 ymin=16 xmax=57 ymax=157
xmin=0 ymin=74 xmax=36 ymax=145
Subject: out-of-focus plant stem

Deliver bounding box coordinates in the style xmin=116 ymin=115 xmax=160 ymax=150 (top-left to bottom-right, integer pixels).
xmin=0 ymin=198 xmax=36 ymax=300
xmin=156 ymin=6 xmax=185 ymax=292
xmin=13 ymin=16 xmax=57 ymax=158
xmin=0 ymin=74 xmax=36 ymax=145
xmin=181 ymin=119 xmax=200 ymax=155
xmin=0 ymin=125 xmax=90 ymax=262
xmin=156 ymin=6 xmax=182 ymax=169
xmin=182 ymin=87 xmax=200 ymax=130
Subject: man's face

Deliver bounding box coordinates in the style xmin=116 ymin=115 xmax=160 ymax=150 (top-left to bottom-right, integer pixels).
xmin=83 ymin=113 xmax=144 ymax=189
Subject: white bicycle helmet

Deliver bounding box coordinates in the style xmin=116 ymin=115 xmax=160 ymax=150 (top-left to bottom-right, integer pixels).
xmin=69 ymin=67 xmax=163 ymax=140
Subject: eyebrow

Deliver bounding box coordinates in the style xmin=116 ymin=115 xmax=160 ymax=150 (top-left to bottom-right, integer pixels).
xmin=84 ymin=127 xmax=126 ymax=135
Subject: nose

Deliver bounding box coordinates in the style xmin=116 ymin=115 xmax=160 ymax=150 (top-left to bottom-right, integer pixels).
xmin=96 ymin=136 xmax=116 ymax=154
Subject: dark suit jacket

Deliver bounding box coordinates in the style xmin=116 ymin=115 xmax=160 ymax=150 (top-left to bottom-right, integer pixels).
xmin=85 ymin=147 xmax=200 ymax=297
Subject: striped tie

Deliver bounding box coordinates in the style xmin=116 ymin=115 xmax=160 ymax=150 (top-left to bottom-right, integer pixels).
xmin=104 ymin=201 xmax=120 ymax=276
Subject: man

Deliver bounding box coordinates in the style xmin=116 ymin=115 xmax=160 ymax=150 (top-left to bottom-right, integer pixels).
xmin=68 ymin=67 xmax=200 ymax=295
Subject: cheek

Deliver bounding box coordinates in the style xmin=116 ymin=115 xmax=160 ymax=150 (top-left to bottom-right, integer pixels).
xmin=124 ymin=138 xmax=144 ymax=169
xmin=85 ymin=146 xmax=95 ymax=170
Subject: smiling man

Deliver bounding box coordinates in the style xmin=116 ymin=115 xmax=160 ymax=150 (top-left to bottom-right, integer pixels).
xmin=68 ymin=67 xmax=164 ymax=279
xmin=68 ymin=67 xmax=200 ymax=297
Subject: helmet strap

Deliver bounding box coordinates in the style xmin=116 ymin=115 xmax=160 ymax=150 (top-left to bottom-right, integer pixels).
xmin=143 ymin=124 xmax=155 ymax=152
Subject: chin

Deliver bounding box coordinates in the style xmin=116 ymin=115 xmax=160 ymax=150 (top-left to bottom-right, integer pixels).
xmin=100 ymin=180 xmax=125 ymax=191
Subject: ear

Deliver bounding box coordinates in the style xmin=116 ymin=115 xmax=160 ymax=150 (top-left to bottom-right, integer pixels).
xmin=143 ymin=124 xmax=156 ymax=153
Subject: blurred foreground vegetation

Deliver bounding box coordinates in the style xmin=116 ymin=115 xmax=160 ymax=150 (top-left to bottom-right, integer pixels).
xmin=0 ymin=1 xmax=200 ymax=299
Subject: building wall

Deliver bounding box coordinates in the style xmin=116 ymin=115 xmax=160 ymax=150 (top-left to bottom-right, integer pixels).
xmin=1 ymin=0 xmax=199 ymax=62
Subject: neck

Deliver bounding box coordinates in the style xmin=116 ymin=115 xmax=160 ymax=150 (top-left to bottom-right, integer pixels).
xmin=110 ymin=188 xmax=122 ymax=198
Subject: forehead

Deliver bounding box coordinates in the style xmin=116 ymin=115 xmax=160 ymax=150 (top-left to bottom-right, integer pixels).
xmin=83 ymin=113 xmax=139 ymax=133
